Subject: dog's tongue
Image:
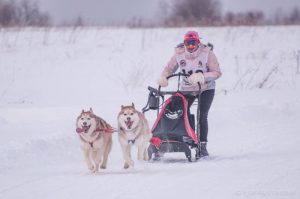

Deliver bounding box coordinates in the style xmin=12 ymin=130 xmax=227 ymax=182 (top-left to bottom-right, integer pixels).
xmin=76 ymin=126 xmax=90 ymax=133
xmin=76 ymin=128 xmax=84 ymax=133
xmin=125 ymin=119 xmax=133 ymax=129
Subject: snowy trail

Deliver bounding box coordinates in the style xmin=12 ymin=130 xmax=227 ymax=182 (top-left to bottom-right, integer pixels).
xmin=1 ymin=89 xmax=299 ymax=199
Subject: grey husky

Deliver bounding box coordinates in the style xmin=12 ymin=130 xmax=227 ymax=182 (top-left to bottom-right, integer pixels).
xmin=76 ymin=108 xmax=113 ymax=173
xmin=117 ymin=103 xmax=152 ymax=169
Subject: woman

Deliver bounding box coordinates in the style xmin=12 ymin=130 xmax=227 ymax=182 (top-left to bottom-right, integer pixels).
xmin=157 ymin=30 xmax=222 ymax=157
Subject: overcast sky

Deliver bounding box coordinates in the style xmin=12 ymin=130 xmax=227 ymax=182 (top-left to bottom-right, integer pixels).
xmin=37 ymin=0 xmax=300 ymax=25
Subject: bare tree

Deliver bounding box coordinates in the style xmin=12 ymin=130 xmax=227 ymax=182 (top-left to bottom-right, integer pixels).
xmin=224 ymin=11 xmax=235 ymax=25
xmin=0 ymin=0 xmax=17 ymax=26
xmin=17 ymin=0 xmax=50 ymax=26
xmin=0 ymin=0 xmax=50 ymax=27
xmin=159 ymin=0 xmax=300 ymax=27
xmin=244 ymin=11 xmax=265 ymax=25
xmin=127 ymin=16 xmax=143 ymax=28
xmin=287 ymin=7 xmax=300 ymax=24
xmin=222 ymin=11 xmax=266 ymax=26
xmin=270 ymin=7 xmax=300 ymax=25
xmin=73 ymin=16 xmax=85 ymax=27
xmin=162 ymin=0 xmax=221 ymax=26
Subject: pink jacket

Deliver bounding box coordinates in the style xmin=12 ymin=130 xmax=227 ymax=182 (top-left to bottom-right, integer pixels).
xmin=161 ymin=43 xmax=222 ymax=91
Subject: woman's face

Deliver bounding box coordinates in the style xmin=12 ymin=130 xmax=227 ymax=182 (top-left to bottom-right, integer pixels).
xmin=184 ymin=39 xmax=200 ymax=52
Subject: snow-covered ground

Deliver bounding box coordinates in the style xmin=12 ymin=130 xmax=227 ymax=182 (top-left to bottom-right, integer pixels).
xmin=0 ymin=26 xmax=300 ymax=199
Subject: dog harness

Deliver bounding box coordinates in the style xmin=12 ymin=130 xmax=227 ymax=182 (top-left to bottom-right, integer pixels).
xmin=79 ymin=131 xmax=102 ymax=148
xmin=76 ymin=127 xmax=115 ymax=134
xmin=119 ymin=126 xmax=141 ymax=145
xmin=77 ymin=127 xmax=116 ymax=148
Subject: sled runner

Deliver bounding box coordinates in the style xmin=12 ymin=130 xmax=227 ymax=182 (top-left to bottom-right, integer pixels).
xmin=143 ymin=73 xmax=202 ymax=162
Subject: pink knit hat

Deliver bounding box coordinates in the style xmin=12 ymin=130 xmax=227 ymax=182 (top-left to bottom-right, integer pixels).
xmin=184 ymin=31 xmax=200 ymax=42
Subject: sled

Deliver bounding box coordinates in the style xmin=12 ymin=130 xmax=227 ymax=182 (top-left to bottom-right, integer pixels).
xmin=143 ymin=73 xmax=202 ymax=162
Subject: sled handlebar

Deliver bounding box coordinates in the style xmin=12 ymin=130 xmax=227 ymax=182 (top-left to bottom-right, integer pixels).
xmin=166 ymin=73 xmax=190 ymax=79
xmin=142 ymin=73 xmax=201 ymax=113
xmin=157 ymin=72 xmax=201 ymax=95
xmin=148 ymin=86 xmax=201 ymax=96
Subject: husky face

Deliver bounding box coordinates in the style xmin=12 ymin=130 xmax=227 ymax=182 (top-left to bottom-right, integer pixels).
xmin=118 ymin=103 xmax=140 ymax=131
xmin=76 ymin=108 xmax=97 ymax=133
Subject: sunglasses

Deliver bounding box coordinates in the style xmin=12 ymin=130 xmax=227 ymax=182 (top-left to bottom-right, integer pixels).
xmin=184 ymin=40 xmax=198 ymax=46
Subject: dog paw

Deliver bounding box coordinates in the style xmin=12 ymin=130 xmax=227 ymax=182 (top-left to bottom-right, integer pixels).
xmin=92 ymin=166 xmax=99 ymax=173
xmin=88 ymin=165 xmax=95 ymax=171
xmin=143 ymin=156 xmax=149 ymax=161
xmin=124 ymin=162 xmax=130 ymax=169
xmin=89 ymin=165 xmax=98 ymax=173
xmin=124 ymin=160 xmax=134 ymax=169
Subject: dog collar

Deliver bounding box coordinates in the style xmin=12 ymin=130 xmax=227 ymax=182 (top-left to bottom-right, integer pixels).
xmin=128 ymin=140 xmax=135 ymax=145
xmin=120 ymin=126 xmax=141 ymax=146
xmin=79 ymin=131 xmax=101 ymax=147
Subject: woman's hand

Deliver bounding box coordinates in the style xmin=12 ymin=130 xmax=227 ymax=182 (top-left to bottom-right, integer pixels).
xmin=187 ymin=72 xmax=205 ymax=84
xmin=157 ymin=76 xmax=168 ymax=87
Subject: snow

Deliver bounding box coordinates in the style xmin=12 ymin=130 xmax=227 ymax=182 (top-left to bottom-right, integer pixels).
xmin=1 ymin=26 xmax=300 ymax=199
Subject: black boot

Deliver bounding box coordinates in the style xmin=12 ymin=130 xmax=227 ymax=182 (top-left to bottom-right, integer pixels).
xmin=200 ymin=142 xmax=209 ymax=157
xmin=153 ymin=152 xmax=164 ymax=161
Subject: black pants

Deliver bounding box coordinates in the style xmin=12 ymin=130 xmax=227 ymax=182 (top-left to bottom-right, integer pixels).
xmin=184 ymin=89 xmax=215 ymax=142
